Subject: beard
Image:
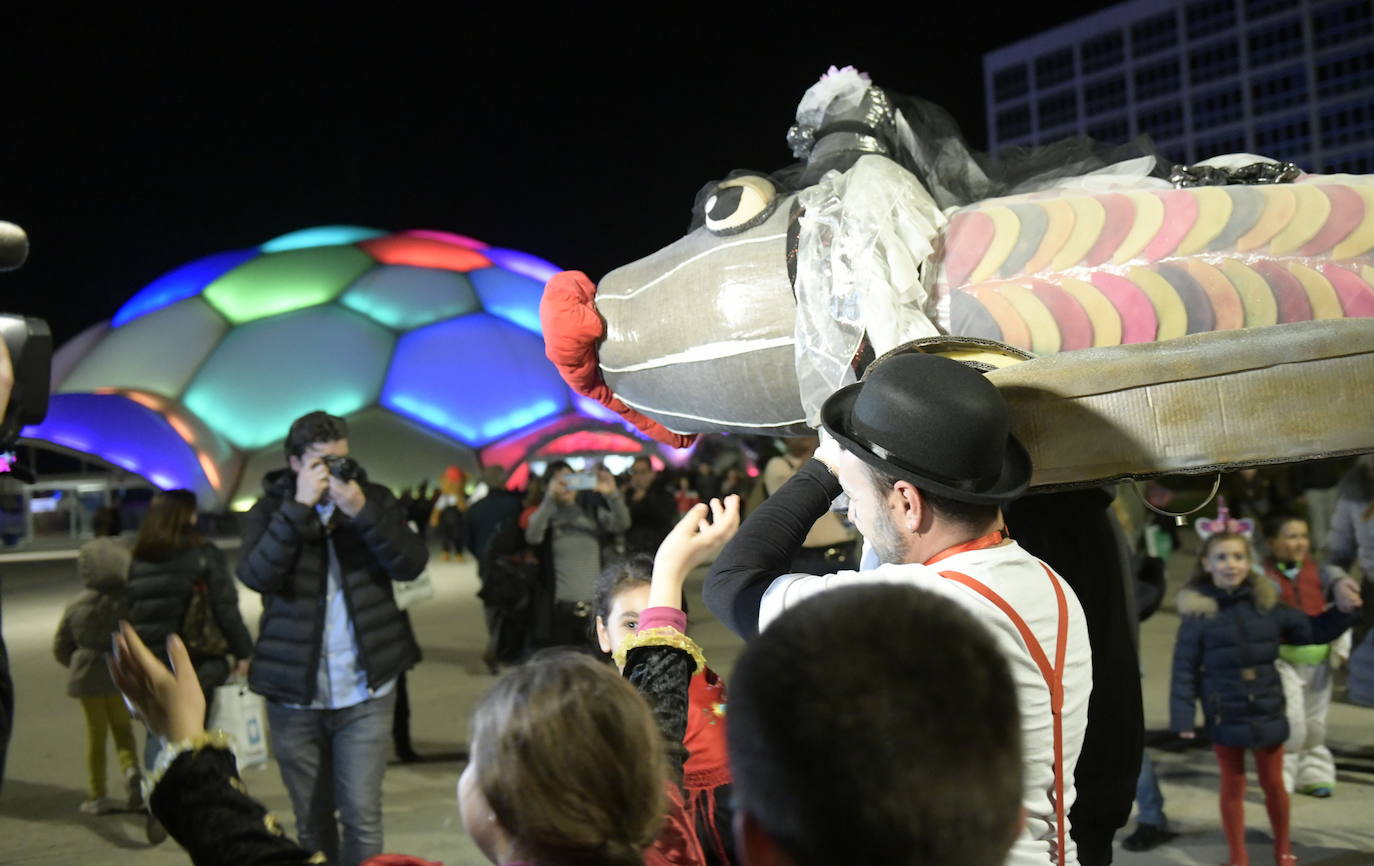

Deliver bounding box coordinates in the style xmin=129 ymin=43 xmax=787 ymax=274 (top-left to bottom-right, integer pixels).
xmin=868 ymin=507 xmax=907 ymax=565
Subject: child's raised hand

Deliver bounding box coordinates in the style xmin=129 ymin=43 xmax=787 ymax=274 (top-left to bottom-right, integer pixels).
xmin=652 ymin=497 xmax=741 ymax=596
xmin=108 ymin=621 xmax=207 ymax=743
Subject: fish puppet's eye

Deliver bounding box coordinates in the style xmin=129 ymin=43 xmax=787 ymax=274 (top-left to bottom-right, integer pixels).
xmin=703 ymin=175 xmax=778 ymax=234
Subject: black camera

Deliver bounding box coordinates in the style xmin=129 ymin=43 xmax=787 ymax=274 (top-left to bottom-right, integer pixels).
xmin=322 ymin=455 xmax=366 ymax=484
xmin=1 ymin=221 xmax=53 ymax=482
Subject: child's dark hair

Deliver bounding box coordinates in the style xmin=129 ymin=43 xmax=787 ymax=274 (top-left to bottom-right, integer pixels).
xmin=284 ymin=411 xmax=348 ymax=460
xmin=727 ymin=583 xmax=1023 ymax=866
xmin=470 ymin=650 xmax=666 ymax=866
xmin=1261 ymin=512 xmax=1306 ymax=541
xmin=593 ymin=555 xmax=687 ymax=632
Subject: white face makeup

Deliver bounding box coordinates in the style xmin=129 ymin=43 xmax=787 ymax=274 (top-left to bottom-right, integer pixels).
xmin=835 ymin=448 xmax=905 ymax=565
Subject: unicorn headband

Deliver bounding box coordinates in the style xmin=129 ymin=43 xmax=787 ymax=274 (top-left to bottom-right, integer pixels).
xmin=1194 ymin=497 xmax=1254 ymax=541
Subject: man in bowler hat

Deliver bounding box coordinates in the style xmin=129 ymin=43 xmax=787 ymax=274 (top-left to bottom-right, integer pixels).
xmin=705 ymin=351 xmax=1093 ymax=866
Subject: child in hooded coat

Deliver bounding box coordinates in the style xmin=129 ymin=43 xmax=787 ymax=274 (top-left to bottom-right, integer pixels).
xmin=1170 ymin=530 xmax=1360 ymax=866
xmin=53 ymin=508 xmax=142 ymax=814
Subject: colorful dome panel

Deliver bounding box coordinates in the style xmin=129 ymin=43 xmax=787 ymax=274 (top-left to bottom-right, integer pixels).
xmin=183 ymin=306 xmax=394 ymax=450
xmin=49 ymin=321 xmax=109 ymax=388
xmin=60 ymin=297 xmax=228 ymax=398
xmin=359 ymin=235 xmax=492 ymax=272
xmin=202 ymin=245 xmax=375 ymax=325
xmin=260 ymin=225 xmax=387 ymax=253
xmin=469 ymin=267 xmax=546 ymax=334
xmin=112 ymin=248 xmax=257 ymax=327
xmin=24 ymin=225 xmax=654 ymax=510
xmin=381 ymin=313 xmax=570 ymax=447
xmin=341 ymin=265 xmax=481 ymax=330
xmin=24 ymin=393 xmax=220 ymax=504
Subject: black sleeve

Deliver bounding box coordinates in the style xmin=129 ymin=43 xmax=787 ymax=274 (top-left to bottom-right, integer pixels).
xmin=624 ymin=644 xmax=693 ymax=784
xmin=351 ymin=486 xmax=429 ymax=583
xmin=1279 ymin=605 xmax=1357 ymax=646
xmin=704 ymin=459 xmax=840 ymax=639
xmin=204 ymin=545 xmax=254 ymax=660
xmin=236 ymin=497 xmax=320 ymax=596
xmin=151 ymin=747 xmax=329 ymax=866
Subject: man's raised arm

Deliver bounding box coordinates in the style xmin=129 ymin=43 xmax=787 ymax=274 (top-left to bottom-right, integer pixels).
xmin=704 ymin=459 xmax=841 ymax=639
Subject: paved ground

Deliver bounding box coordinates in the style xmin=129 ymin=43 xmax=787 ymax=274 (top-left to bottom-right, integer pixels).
xmin=1 ymin=542 xmax=1371 ymax=865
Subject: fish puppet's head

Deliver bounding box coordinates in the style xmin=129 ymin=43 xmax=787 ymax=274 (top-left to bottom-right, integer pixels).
xmin=540 ymin=67 xmax=951 ymax=445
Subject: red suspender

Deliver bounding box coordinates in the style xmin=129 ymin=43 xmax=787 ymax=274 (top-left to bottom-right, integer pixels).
xmin=941 ymin=563 xmax=1070 ymax=865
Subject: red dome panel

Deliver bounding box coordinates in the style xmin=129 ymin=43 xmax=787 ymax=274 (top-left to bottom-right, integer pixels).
xmin=360 ymin=235 xmax=492 ymax=272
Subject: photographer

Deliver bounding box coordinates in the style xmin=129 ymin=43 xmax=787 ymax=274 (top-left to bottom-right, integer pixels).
xmin=525 ymin=461 xmax=630 ymax=648
xmin=237 ymin=411 xmax=427 ymax=866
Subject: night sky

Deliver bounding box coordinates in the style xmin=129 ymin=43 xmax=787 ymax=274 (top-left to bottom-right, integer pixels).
xmin=5 ymin=8 xmax=1115 ymax=345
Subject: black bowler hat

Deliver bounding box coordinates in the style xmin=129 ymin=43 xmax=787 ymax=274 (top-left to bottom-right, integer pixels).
xmin=820 ymin=352 xmax=1032 ymax=505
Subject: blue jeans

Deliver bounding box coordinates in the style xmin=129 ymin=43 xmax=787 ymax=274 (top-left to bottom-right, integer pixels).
xmin=1135 ymin=749 xmax=1167 ymax=827
xmin=267 ymin=691 xmax=396 ymax=866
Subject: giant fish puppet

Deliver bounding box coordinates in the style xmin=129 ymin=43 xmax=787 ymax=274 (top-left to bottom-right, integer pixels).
xmin=542 ymin=67 xmax=1374 ymax=489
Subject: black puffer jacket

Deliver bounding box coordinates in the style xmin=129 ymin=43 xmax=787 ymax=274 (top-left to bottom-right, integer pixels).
xmin=128 ymin=542 xmax=255 ymax=665
xmin=238 ymin=470 xmax=427 ymax=705
xmin=1170 ymin=576 xmax=1354 ymax=748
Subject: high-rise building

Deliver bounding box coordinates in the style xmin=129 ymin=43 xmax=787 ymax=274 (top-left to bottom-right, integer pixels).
xmin=983 ymin=0 xmax=1374 ymax=174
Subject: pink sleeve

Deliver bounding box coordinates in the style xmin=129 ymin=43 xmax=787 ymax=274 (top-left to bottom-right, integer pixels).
xmin=638 ymin=607 xmax=687 ymax=634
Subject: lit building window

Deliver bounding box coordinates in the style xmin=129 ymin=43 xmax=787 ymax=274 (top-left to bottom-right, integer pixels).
xmin=1320 ymin=100 xmax=1374 ymax=149
xmin=1036 ymin=48 xmax=1076 ymax=90
xmin=1081 ymin=31 xmax=1125 ymax=74
xmin=1313 ymin=0 xmax=1374 ymax=51
xmin=1248 ymin=15 xmax=1304 ymax=69
xmin=1140 ymin=102 xmax=1185 ymax=142
xmin=1039 ymin=88 xmax=1079 ymax=130
xmin=1251 ymin=65 xmax=1310 ymax=116
xmin=1323 ymin=150 xmax=1374 ymax=174
xmin=1192 ymin=85 xmax=1244 ymax=129
xmin=1084 ymin=75 xmax=1126 ymax=115
xmin=1186 ymin=0 xmax=1236 ymax=40
xmin=1135 ymin=57 xmax=1182 ymax=101
xmin=1316 ymin=47 xmax=1374 ymax=99
xmin=1189 ymin=38 xmax=1240 ymax=86
xmin=994 ymin=64 xmax=1029 ymax=103
xmin=1254 ymin=113 xmax=1312 ymax=161
xmin=1132 ymin=11 xmax=1179 ymax=58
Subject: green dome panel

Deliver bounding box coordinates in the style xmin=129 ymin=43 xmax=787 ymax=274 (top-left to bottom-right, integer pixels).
xmin=202 ymin=245 xmax=375 ymax=324
xmin=59 ymin=298 xmax=228 ymax=398
xmin=340 ymin=265 xmax=481 ymax=330
xmin=183 ymin=306 xmax=394 ymax=450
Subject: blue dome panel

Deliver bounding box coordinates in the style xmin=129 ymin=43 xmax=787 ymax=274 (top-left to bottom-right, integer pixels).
xmin=381 ymin=313 xmax=569 ymax=446
xmin=21 ymin=394 xmax=213 ymax=500
xmin=469 ymin=267 xmax=545 ymax=334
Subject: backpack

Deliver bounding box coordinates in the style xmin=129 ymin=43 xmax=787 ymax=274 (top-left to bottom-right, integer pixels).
xmin=180 ymin=548 xmax=229 ymax=659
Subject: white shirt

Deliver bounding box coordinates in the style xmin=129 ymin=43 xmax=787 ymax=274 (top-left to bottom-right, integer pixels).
xmin=760 ymin=540 xmax=1092 ymax=866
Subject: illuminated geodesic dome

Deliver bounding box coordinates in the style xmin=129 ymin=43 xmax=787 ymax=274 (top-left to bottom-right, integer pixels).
xmin=23 ymin=225 xmax=621 ymax=510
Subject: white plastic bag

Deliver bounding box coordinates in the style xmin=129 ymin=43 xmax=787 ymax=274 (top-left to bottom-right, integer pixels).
xmin=207 ymin=682 xmax=269 ymax=769
xmin=393 ymin=571 xmax=436 ymax=611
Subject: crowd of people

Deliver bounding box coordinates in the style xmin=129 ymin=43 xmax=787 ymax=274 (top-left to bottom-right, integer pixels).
xmin=44 ymin=352 xmax=1372 ymax=866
